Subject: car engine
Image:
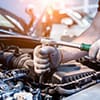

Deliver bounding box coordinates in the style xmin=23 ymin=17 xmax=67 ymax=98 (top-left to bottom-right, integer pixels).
xmin=0 ymin=5 xmax=100 ymax=100
xmin=0 ymin=43 xmax=99 ymax=100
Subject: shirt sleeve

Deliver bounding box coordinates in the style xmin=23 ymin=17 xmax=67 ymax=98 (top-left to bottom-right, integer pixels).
xmin=98 ymin=0 xmax=100 ymax=11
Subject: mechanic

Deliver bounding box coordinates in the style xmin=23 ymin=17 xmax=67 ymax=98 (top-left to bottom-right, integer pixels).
xmin=34 ymin=1 xmax=100 ymax=74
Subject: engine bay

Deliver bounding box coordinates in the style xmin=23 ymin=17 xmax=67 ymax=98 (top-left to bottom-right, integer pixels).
xmin=0 ymin=36 xmax=100 ymax=100
xmin=0 ymin=4 xmax=99 ymax=100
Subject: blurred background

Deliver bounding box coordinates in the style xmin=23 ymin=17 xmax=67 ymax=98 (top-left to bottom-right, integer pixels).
xmin=0 ymin=0 xmax=99 ymax=41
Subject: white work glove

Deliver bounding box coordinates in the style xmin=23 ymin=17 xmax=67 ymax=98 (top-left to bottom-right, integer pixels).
xmin=89 ymin=39 xmax=100 ymax=61
xmin=33 ymin=45 xmax=61 ymax=74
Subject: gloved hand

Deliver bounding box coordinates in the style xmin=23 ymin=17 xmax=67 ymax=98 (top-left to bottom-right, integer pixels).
xmin=89 ymin=39 xmax=100 ymax=61
xmin=33 ymin=45 xmax=61 ymax=74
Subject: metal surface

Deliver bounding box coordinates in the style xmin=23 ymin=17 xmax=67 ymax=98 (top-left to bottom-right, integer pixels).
xmin=62 ymin=83 xmax=100 ymax=100
xmin=41 ymin=38 xmax=81 ymax=48
xmin=41 ymin=38 xmax=91 ymax=51
xmin=0 ymin=35 xmax=40 ymax=48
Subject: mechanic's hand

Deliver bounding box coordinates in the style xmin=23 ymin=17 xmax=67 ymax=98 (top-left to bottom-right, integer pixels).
xmin=33 ymin=45 xmax=61 ymax=74
xmin=89 ymin=39 xmax=100 ymax=61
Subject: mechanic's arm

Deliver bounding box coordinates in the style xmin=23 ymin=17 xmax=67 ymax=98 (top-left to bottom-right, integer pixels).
xmin=60 ymin=12 xmax=100 ymax=63
xmin=34 ymin=12 xmax=100 ymax=74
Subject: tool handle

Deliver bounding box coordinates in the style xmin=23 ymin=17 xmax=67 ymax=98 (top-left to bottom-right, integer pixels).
xmin=81 ymin=43 xmax=91 ymax=51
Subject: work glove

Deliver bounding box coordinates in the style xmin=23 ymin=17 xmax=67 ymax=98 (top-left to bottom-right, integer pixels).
xmin=89 ymin=39 xmax=100 ymax=62
xmin=33 ymin=45 xmax=61 ymax=74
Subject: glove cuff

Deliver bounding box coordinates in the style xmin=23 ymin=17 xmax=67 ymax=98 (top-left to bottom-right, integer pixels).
xmin=50 ymin=47 xmax=62 ymax=68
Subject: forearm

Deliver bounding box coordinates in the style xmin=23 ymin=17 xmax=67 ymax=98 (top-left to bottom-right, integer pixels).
xmin=59 ymin=46 xmax=87 ymax=63
xmin=60 ymin=12 xmax=100 ymax=63
xmin=73 ymin=12 xmax=100 ymax=44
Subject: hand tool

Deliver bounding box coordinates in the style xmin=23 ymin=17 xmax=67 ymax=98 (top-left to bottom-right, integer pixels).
xmin=41 ymin=38 xmax=91 ymax=51
xmin=39 ymin=38 xmax=91 ymax=83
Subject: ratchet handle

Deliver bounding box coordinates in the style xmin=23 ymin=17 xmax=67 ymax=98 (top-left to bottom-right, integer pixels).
xmin=81 ymin=43 xmax=91 ymax=51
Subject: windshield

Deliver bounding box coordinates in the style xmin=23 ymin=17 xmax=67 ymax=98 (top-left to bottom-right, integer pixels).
xmin=0 ymin=0 xmax=46 ymax=36
xmin=0 ymin=15 xmax=14 ymax=28
xmin=0 ymin=0 xmax=35 ymax=35
xmin=0 ymin=8 xmax=29 ymax=35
